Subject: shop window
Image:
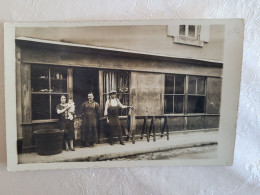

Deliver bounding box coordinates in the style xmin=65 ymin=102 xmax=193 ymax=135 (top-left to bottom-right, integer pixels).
xmin=103 ymin=70 xmax=129 ymax=116
xmin=31 ymin=65 xmax=68 ymax=120
xmin=164 ymin=74 xmax=185 ymax=114
xmin=164 ymin=74 xmax=206 ymax=114
xmin=188 ymin=76 xmax=206 ymax=113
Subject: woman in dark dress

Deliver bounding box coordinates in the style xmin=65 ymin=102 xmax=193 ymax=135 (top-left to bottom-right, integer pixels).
xmin=56 ymin=95 xmax=75 ymax=151
xmin=80 ymin=92 xmax=100 ymax=147
xmin=104 ymin=90 xmax=133 ymax=145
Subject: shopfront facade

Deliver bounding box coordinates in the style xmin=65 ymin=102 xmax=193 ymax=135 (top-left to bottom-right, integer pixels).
xmin=16 ymin=37 xmax=222 ymax=153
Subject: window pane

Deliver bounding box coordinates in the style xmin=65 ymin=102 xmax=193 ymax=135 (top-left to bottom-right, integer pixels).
xmin=188 ymin=76 xmax=196 ymax=94
xmin=117 ymin=72 xmax=129 ymax=93
xmin=197 ymin=77 xmax=205 ymax=95
xmin=174 ymin=95 xmax=183 ymax=113
xmin=51 ymin=68 xmax=67 ymax=93
xmin=179 ymin=25 xmax=186 ymax=36
xmin=165 ymin=74 xmax=174 ymax=94
xmin=188 ymin=25 xmax=196 ymax=37
xmin=188 ymin=96 xmax=205 ymax=113
xmin=32 ymin=94 xmax=50 ymax=120
xmin=175 ymin=75 xmax=185 ymax=94
xmin=164 ymin=95 xmax=173 ymax=113
xmin=31 ymin=65 xmax=49 ymax=92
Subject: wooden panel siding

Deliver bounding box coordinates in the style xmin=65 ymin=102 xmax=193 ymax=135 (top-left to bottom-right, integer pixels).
xmin=21 ymin=63 xmax=31 ymax=123
xmin=206 ymin=77 xmax=222 ymax=114
xmin=205 ymin=115 xmax=220 ymax=129
xmin=16 ymin=46 xmax=23 ymax=138
xmin=20 ymin=46 xmax=223 ymax=78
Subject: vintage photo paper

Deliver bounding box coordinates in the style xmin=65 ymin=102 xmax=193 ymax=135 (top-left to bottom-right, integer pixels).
xmin=4 ymin=20 xmax=244 ymax=171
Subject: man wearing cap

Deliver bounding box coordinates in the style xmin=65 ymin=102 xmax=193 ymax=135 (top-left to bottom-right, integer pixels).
xmin=104 ymin=90 xmax=133 ymax=145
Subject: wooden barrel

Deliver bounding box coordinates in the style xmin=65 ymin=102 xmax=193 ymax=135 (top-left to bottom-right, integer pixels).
xmin=34 ymin=129 xmax=64 ymax=155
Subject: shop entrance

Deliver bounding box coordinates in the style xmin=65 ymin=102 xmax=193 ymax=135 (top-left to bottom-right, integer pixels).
xmin=73 ymin=68 xmax=99 ymax=115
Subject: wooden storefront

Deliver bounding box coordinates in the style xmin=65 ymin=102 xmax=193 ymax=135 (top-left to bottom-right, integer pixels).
xmin=16 ymin=37 xmax=223 ymax=153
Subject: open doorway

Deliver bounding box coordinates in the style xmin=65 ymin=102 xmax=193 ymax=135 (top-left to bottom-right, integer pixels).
xmin=73 ymin=68 xmax=99 ymax=114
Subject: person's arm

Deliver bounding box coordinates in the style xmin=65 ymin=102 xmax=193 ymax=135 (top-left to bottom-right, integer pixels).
xmin=104 ymin=100 xmax=110 ymax=123
xmin=79 ymin=103 xmax=85 ymax=117
xmin=116 ymin=99 xmax=128 ymax=109
xmin=95 ymin=102 xmax=100 ymax=119
xmin=104 ymin=100 xmax=109 ymax=116
xmin=57 ymin=105 xmax=70 ymax=114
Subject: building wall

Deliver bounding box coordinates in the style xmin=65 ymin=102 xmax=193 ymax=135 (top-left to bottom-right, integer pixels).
xmin=16 ymin=25 xmax=224 ymax=62
xmin=16 ymin=43 xmax=222 ymax=152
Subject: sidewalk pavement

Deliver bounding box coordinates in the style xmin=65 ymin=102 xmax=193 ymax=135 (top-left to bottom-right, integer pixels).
xmin=18 ymin=129 xmax=218 ymax=164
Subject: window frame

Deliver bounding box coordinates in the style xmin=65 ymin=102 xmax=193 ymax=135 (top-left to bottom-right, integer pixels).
xmin=102 ymin=70 xmax=130 ymax=116
xmin=164 ymin=74 xmax=207 ymax=115
xmin=30 ymin=64 xmax=69 ymax=122
xmin=179 ymin=25 xmax=200 ymax=40
xmin=164 ymin=74 xmax=185 ymax=114
xmin=187 ymin=76 xmax=207 ymax=114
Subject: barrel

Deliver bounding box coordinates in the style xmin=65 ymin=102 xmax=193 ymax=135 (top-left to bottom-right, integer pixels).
xmin=34 ymin=129 xmax=64 ymax=155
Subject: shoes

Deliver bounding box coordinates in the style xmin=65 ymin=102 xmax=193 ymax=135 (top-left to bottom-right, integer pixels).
xmin=86 ymin=143 xmax=91 ymax=147
xmin=110 ymin=142 xmax=114 ymax=146
xmin=65 ymin=148 xmax=69 ymax=151
xmin=120 ymin=141 xmax=125 ymax=145
xmin=69 ymin=147 xmax=75 ymax=151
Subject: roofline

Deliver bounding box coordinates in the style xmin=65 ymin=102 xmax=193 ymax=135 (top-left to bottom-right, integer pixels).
xmin=15 ymin=37 xmax=223 ymax=65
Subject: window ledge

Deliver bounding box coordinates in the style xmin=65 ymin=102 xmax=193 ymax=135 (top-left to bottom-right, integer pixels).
xmin=22 ymin=119 xmax=59 ymax=125
xmin=164 ymin=113 xmax=220 ymax=117
xmin=174 ymin=36 xmax=204 ymax=47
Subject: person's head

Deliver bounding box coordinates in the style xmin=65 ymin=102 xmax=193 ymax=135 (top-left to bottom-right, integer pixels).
xmin=68 ymin=98 xmax=73 ymax=103
xmin=60 ymin=95 xmax=66 ymax=104
xmin=109 ymin=90 xmax=117 ymax=99
xmin=88 ymin=92 xmax=94 ymax=102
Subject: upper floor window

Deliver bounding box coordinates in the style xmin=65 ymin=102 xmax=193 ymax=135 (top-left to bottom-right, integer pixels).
xmin=179 ymin=25 xmax=198 ymax=39
xmin=168 ymin=25 xmax=209 ymax=47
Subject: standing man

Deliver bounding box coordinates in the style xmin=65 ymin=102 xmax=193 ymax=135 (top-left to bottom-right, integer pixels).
xmin=80 ymin=92 xmax=100 ymax=147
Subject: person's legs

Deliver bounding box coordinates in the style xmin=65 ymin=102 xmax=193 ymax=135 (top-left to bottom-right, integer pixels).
xmin=69 ymin=139 xmax=75 ymax=151
xmin=109 ymin=135 xmax=114 ymax=145
xmin=118 ymin=135 xmax=125 ymax=145
xmin=65 ymin=140 xmax=69 ymax=151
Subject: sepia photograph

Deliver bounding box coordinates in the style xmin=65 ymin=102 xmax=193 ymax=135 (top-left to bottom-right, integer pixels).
xmin=4 ymin=20 xmax=244 ymax=170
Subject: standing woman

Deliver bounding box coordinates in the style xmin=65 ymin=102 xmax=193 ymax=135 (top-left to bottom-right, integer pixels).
xmin=56 ymin=95 xmax=75 ymax=151
xmin=80 ymin=92 xmax=100 ymax=147
xmin=104 ymin=90 xmax=133 ymax=145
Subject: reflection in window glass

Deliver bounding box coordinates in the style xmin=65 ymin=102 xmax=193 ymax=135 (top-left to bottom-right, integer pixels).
xmin=197 ymin=77 xmax=205 ymax=94
xmin=165 ymin=74 xmax=174 ymax=94
xmin=164 ymin=95 xmax=173 ymax=114
xmin=188 ymin=76 xmax=196 ymax=94
xmin=188 ymin=25 xmax=196 ymax=37
xmin=32 ymin=94 xmax=50 ymax=120
xmin=188 ymin=96 xmax=205 ymax=113
xmin=175 ymin=75 xmax=185 ymax=94
xmin=179 ymin=25 xmax=186 ymax=36
xmin=174 ymin=95 xmax=184 ymax=113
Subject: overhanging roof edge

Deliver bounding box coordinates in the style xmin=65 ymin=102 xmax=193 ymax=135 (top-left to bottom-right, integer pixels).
xmin=15 ymin=37 xmax=223 ymax=65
